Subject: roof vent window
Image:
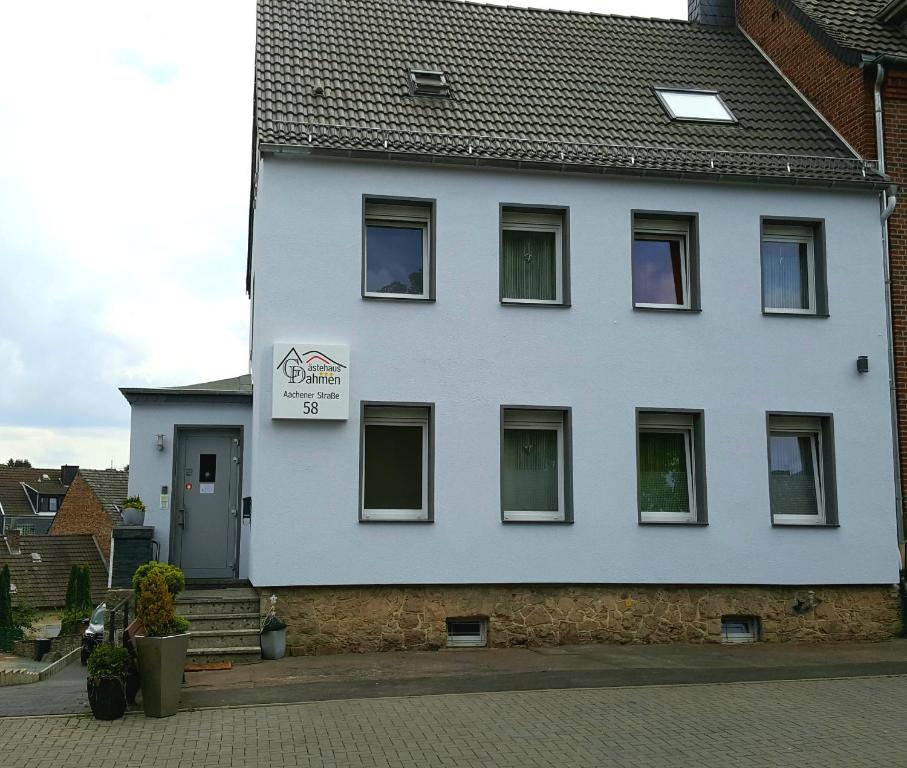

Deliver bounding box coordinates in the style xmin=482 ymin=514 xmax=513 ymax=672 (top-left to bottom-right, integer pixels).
xmin=655 ymin=88 xmax=736 ymax=124
xmin=410 ymin=69 xmax=450 ymax=98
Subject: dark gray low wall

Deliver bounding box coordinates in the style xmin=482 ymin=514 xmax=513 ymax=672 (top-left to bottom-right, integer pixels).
xmin=110 ymin=526 xmax=155 ymax=588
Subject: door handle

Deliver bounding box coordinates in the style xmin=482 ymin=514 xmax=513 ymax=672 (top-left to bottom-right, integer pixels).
xmin=177 ymin=507 xmax=185 ymax=528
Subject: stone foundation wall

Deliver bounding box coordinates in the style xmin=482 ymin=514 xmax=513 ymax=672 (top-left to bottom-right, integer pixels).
xmin=259 ymin=584 xmax=902 ymax=656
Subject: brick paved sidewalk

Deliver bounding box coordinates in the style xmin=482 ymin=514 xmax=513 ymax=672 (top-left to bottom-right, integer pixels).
xmin=3 ymin=676 xmax=907 ymax=768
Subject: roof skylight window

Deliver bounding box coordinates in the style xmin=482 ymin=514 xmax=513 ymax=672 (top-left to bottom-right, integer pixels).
xmin=654 ymin=88 xmax=736 ymax=123
xmin=410 ymin=69 xmax=450 ymax=98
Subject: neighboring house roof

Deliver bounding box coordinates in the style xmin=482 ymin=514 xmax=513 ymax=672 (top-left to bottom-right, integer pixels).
xmin=79 ymin=469 xmax=129 ymax=526
xmin=787 ymin=0 xmax=907 ymax=59
xmin=253 ymin=0 xmax=877 ymax=185
xmin=0 ymin=535 xmax=107 ymax=609
xmin=0 ymin=468 xmax=65 ymax=516
xmin=120 ymin=374 xmax=253 ymax=405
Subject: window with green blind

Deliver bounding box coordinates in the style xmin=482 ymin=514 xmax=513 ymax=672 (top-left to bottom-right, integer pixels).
xmin=500 ymin=210 xmax=565 ymax=305
xmin=637 ymin=411 xmax=704 ymax=524
xmin=501 ymin=408 xmax=570 ymax=521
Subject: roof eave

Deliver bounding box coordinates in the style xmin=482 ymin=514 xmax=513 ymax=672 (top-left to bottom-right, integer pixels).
xmin=258 ymin=142 xmax=888 ymax=192
xmin=119 ymin=387 xmax=253 ymax=406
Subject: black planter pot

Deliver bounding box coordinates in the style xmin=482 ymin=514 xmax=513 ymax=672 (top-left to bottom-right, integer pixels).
xmin=87 ymin=677 xmax=127 ymax=721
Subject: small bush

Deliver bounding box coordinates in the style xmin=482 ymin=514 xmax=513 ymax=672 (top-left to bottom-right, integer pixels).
xmin=123 ymin=495 xmax=145 ymax=511
xmin=132 ymin=562 xmax=185 ymax=599
xmin=87 ymin=644 xmax=130 ymax=680
xmin=11 ymin=603 xmax=36 ymax=633
xmin=137 ymin=570 xmax=186 ymax=637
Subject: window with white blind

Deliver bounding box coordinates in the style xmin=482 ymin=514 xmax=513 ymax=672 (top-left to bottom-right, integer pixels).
xmin=761 ymin=221 xmax=827 ymax=316
xmin=360 ymin=404 xmax=433 ymax=521
xmin=637 ymin=410 xmax=707 ymax=524
xmin=501 ymin=407 xmax=572 ymax=522
xmin=500 ymin=208 xmax=568 ymax=305
xmin=767 ymin=414 xmax=836 ymax=526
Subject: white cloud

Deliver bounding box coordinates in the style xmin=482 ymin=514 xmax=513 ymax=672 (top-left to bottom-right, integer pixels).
xmin=0 ymin=427 xmax=129 ymax=470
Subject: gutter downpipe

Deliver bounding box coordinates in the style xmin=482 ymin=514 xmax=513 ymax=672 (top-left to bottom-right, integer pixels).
xmin=875 ymin=60 xmax=906 ymax=572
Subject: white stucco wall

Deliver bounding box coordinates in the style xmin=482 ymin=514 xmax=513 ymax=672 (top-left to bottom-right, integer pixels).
xmin=126 ymin=400 xmax=252 ymax=578
xmin=248 ymin=156 xmax=900 ymax=587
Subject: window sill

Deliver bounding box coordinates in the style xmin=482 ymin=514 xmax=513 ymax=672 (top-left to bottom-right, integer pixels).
xmin=771 ymin=519 xmax=838 ymax=528
xmin=362 ymin=294 xmax=435 ymax=303
xmin=633 ymin=305 xmax=701 ymax=314
xmin=501 ymin=517 xmax=573 ymax=524
xmin=639 ymin=519 xmax=708 ymax=526
xmin=500 ymin=300 xmax=571 ymax=308
xmin=359 ymin=516 xmax=433 ymax=524
xmin=762 ymin=310 xmax=828 ymax=318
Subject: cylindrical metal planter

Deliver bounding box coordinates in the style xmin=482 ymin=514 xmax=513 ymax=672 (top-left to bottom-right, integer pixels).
xmin=260 ymin=628 xmax=286 ymax=660
xmin=134 ymin=633 xmax=189 ymax=717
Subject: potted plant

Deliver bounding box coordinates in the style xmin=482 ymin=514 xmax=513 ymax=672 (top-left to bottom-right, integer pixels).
xmin=122 ymin=496 xmax=146 ymax=526
xmin=260 ymin=594 xmax=287 ymax=660
xmin=133 ymin=566 xmax=189 ymax=718
xmin=86 ymin=644 xmax=130 ymax=720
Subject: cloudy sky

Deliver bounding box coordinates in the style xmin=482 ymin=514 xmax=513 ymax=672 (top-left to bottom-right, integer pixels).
xmin=0 ymin=0 xmax=685 ymax=470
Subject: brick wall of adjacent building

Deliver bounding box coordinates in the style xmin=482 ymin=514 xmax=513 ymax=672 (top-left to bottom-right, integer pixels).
xmin=49 ymin=476 xmax=112 ymax=561
xmin=737 ymin=0 xmax=876 ymax=158
xmin=739 ymin=0 xmax=907 ymax=537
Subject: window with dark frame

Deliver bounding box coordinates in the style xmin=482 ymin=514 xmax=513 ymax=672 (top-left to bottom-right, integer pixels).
xmin=364 ymin=202 xmax=432 ymax=300
xmin=361 ymin=405 xmax=431 ymax=521
xmin=500 ymin=209 xmax=566 ymax=305
xmin=501 ymin=408 xmax=570 ymax=522
xmin=632 ymin=216 xmax=695 ymax=310
xmin=768 ymin=415 xmax=829 ymax=524
xmin=761 ymin=223 xmax=819 ymax=315
xmin=637 ymin=411 xmax=705 ymax=524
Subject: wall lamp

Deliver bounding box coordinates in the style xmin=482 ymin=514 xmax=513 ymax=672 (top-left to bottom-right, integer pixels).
xmin=856 ymin=356 xmax=869 ymax=374
xmin=154 ymin=434 xmax=166 ymax=452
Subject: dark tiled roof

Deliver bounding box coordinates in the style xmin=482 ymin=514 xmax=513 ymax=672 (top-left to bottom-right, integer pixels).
xmin=79 ymin=470 xmax=129 ymax=526
xmin=790 ymin=0 xmax=907 ymax=58
xmin=254 ymin=0 xmax=878 ymax=183
xmin=0 ymin=535 xmax=107 ymax=609
xmin=0 ymin=468 xmax=63 ymax=517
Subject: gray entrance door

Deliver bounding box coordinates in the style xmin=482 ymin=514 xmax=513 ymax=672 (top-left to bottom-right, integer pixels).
xmin=173 ymin=428 xmax=241 ymax=580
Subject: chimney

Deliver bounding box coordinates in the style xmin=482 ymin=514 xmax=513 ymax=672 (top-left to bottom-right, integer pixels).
xmin=689 ymin=0 xmax=736 ymax=26
xmin=61 ymin=465 xmax=79 ymax=486
xmin=5 ymin=530 xmax=21 ymax=555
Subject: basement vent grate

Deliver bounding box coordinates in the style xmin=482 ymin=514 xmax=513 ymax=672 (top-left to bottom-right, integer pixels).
xmin=446 ymin=618 xmax=487 ymax=647
xmin=721 ymin=616 xmax=759 ymax=643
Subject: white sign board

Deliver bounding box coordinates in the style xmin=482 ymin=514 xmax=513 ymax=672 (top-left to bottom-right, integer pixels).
xmin=272 ymin=343 xmax=350 ymax=420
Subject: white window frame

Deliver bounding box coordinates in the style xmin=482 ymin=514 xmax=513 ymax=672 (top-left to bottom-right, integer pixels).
xmin=361 ymin=406 xmax=430 ymax=521
xmin=654 ymin=88 xmax=737 ymax=123
xmin=446 ymin=618 xmax=488 ymax=648
xmin=638 ymin=412 xmax=697 ymax=523
xmin=768 ymin=415 xmax=825 ymax=525
xmin=364 ymin=203 xmax=431 ymax=300
xmin=762 ymin=224 xmax=816 ymax=315
xmin=632 ymin=218 xmax=691 ymax=310
xmin=501 ymin=211 xmax=563 ymax=305
xmin=502 ymin=409 xmax=566 ymax=522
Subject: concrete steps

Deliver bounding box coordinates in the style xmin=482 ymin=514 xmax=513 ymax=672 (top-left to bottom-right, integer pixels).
xmin=176 ymin=588 xmax=261 ymax=665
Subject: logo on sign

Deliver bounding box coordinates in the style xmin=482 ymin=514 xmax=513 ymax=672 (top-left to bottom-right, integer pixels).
xmin=276 ymin=347 xmax=347 ymax=385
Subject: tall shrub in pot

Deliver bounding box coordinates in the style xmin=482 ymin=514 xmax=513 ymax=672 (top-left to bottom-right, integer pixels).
xmin=133 ymin=568 xmax=189 ymax=718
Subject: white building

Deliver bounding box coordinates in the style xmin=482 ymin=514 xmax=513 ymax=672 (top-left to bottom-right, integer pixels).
xmin=123 ymin=0 xmax=903 ymax=652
